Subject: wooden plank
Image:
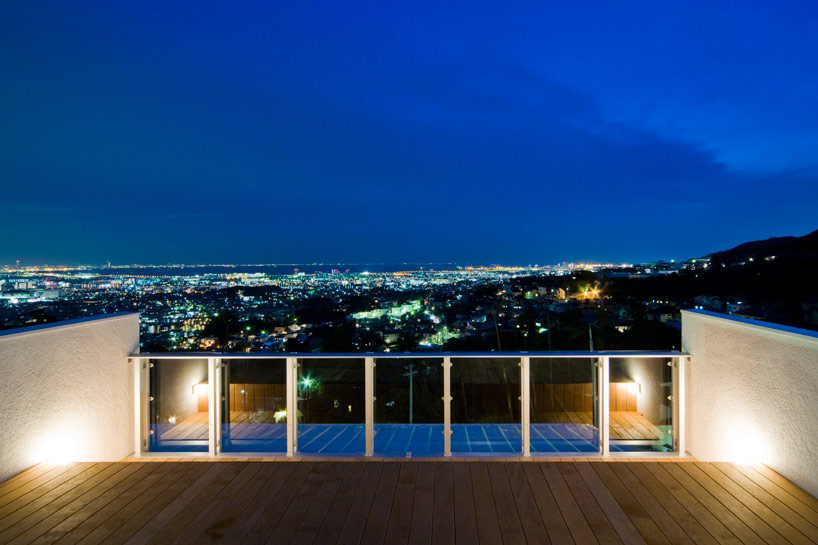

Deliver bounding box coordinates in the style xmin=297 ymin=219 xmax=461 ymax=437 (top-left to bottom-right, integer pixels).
xmin=692 ymin=462 xmax=814 ymax=545
xmin=383 ymin=463 xmax=417 ymax=545
xmin=521 ymin=462 xmax=574 ymax=544
xmin=557 ymin=463 xmax=625 ymax=545
xmin=168 ymin=462 xmax=264 ymax=545
xmin=289 ymin=462 xmax=349 ymax=545
xmin=710 ymin=462 xmax=818 ymax=543
xmin=486 ymin=462 xmax=526 ymax=545
xmin=360 ymin=462 xmax=401 ymax=545
xmin=261 ymin=462 xmax=332 ymax=545
xmin=3 ymin=462 xmax=143 ymax=545
xmin=451 ymin=463 xmax=479 ymax=545
xmin=116 ymin=462 xmax=231 ymax=545
xmin=680 ymin=462 xmax=803 ymax=545
xmin=564 ymin=384 xmax=575 ymax=412
xmin=572 ymin=463 xmax=647 ymax=545
xmin=0 ymin=463 xmax=97 ymax=513
xmin=30 ymin=463 xmax=162 ymax=545
xmin=504 ymin=463 xmax=550 ymax=545
xmin=336 ymin=463 xmax=384 ymax=545
xmin=657 ymin=463 xmax=766 ymax=545
xmin=431 ymin=463 xmax=455 ymax=545
xmin=616 ymin=384 xmax=627 ymax=412
xmin=239 ymin=461 xmax=317 ymax=545
xmin=0 ymin=465 xmax=59 ymax=500
xmin=625 ymin=463 xmax=720 ymax=545
xmin=407 ymin=462 xmax=435 ymax=545
xmin=731 ymin=463 xmax=818 ymax=525
xmin=603 ymin=462 xmax=694 ymax=545
xmin=554 ymin=384 xmax=565 ymax=412
xmin=626 ymin=387 xmax=637 ymax=412
xmin=538 ymin=463 xmax=597 ymax=545
xmin=642 ymin=463 xmax=745 ymax=545
xmin=750 ymin=463 xmax=818 ymax=515
xmin=0 ymin=463 xmax=110 ymax=534
xmin=469 ymin=463 xmax=503 ymax=545
xmin=264 ymin=384 xmax=275 ymax=411
xmin=542 ymin=383 xmax=553 ymax=412
xmin=194 ymin=462 xmax=293 ymax=544
xmin=573 ymin=384 xmax=584 ymax=413
xmin=50 ymin=462 xmax=182 ymax=545
xmin=312 ymin=462 xmax=367 ymax=545
xmin=78 ymin=462 xmax=213 ymax=545
xmin=139 ymin=462 xmax=248 ymax=545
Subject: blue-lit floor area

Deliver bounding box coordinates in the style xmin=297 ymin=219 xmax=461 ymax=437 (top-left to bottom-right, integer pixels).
xmin=530 ymin=423 xmax=599 ymax=453
xmin=150 ymin=422 xmax=672 ymax=454
xmin=213 ymin=423 xmax=604 ymax=455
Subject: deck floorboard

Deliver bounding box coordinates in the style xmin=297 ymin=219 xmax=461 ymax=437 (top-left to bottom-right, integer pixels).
xmin=0 ymin=460 xmax=815 ymax=545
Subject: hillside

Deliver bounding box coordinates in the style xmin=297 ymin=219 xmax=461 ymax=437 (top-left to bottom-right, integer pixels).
xmin=707 ymin=229 xmax=818 ymax=264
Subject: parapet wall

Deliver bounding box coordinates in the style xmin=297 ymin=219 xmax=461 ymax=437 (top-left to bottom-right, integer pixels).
xmin=0 ymin=313 xmax=139 ymax=481
xmin=682 ymin=310 xmax=818 ymax=498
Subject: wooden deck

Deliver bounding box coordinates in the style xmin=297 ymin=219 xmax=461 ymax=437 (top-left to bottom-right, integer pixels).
xmin=0 ymin=460 xmax=816 ymax=544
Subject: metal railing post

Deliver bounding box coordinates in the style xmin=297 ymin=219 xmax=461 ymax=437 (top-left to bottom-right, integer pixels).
xmin=673 ymin=356 xmax=686 ymax=455
xmin=443 ymin=356 xmax=452 ymax=457
xmin=215 ymin=358 xmax=223 ymax=454
xmin=365 ymin=357 xmax=375 ymax=457
xmin=132 ymin=357 xmax=146 ymax=456
xmin=207 ymin=357 xmax=218 ymax=456
xmin=521 ymin=356 xmax=530 ymax=457
xmin=286 ymin=357 xmax=297 ymax=457
xmin=600 ymin=356 xmax=610 ymax=456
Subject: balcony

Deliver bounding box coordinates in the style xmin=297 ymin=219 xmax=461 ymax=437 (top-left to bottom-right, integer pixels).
xmin=136 ymin=353 xmax=683 ymax=459
xmin=0 ymin=310 xmax=816 ymax=544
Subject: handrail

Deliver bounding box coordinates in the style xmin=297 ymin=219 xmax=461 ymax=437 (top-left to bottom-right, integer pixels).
xmin=132 ymin=350 xmax=686 ymax=359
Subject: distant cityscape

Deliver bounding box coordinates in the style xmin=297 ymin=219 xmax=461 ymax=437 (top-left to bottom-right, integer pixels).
xmin=4 ymin=236 xmax=815 ymax=353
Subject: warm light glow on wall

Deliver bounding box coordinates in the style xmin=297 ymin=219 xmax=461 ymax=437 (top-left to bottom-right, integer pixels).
xmin=193 ymin=382 xmax=209 ymax=396
xmin=32 ymin=430 xmax=80 ymax=464
xmin=726 ymin=422 xmax=770 ymax=465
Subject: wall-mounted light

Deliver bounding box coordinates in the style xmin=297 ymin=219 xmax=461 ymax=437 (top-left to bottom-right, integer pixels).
xmin=193 ymin=382 xmax=209 ymax=396
xmin=627 ymin=382 xmax=641 ymax=394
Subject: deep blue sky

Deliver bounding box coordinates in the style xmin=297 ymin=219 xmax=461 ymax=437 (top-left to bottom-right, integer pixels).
xmin=2 ymin=2 xmax=817 ymax=265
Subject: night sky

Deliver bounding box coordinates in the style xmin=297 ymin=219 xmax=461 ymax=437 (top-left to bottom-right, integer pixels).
xmin=2 ymin=2 xmax=817 ymax=265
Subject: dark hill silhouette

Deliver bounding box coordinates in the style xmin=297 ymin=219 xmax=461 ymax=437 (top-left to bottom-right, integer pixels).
xmin=707 ymin=229 xmax=818 ymax=264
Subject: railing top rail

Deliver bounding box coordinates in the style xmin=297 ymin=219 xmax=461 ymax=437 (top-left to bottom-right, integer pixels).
xmin=131 ymin=350 xmax=687 ymax=359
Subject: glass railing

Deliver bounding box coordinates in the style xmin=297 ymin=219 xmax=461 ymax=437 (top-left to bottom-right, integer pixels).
xmin=220 ymin=358 xmax=287 ymax=453
xmin=608 ymin=357 xmax=674 ymax=453
xmin=451 ymin=357 xmax=521 ymax=454
xmin=374 ymin=357 xmax=444 ymax=456
xmin=139 ymin=352 xmax=685 ymax=457
xmin=530 ymin=357 xmax=599 ymax=453
xmin=297 ymin=358 xmax=366 ymax=454
xmin=148 ymin=358 xmax=210 ymax=452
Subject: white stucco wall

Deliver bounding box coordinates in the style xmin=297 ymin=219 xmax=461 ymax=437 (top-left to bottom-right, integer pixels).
xmin=682 ymin=309 xmax=818 ymax=498
xmin=0 ymin=313 xmax=139 ymax=481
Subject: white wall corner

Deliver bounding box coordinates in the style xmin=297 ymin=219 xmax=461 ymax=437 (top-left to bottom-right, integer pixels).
xmin=681 ymin=309 xmax=818 ymax=498
xmin=0 ymin=313 xmax=140 ymax=482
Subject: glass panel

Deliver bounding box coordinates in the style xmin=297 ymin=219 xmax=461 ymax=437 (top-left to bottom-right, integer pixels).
xmin=374 ymin=358 xmax=444 ymax=456
xmin=149 ymin=358 xmax=209 ymax=452
xmin=220 ymin=358 xmax=287 ymax=453
xmin=450 ymin=358 xmax=521 ymax=453
xmin=530 ymin=358 xmax=599 ymax=453
xmin=297 ymin=358 xmax=365 ymax=454
xmin=609 ymin=357 xmax=673 ymax=452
